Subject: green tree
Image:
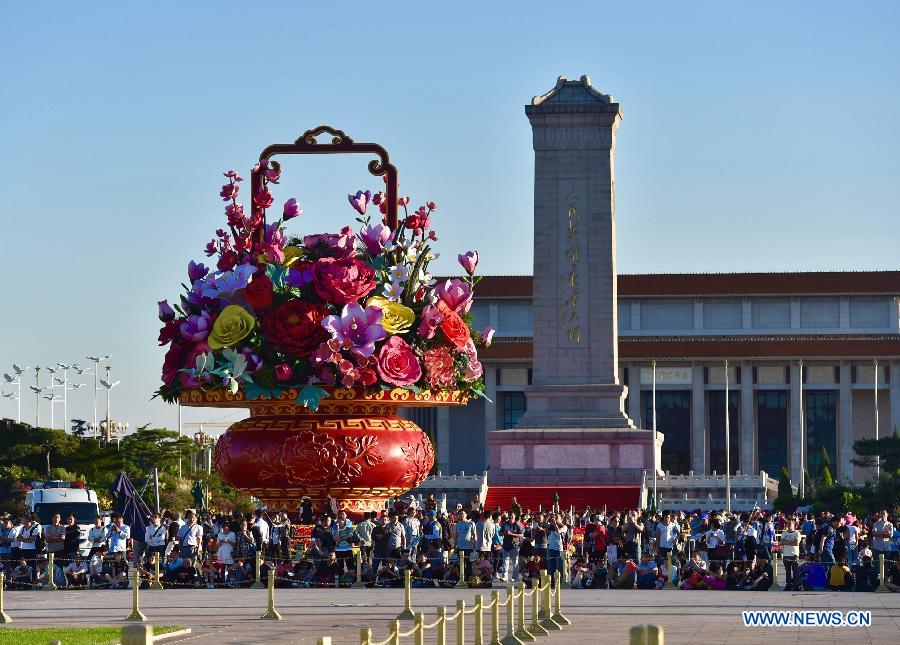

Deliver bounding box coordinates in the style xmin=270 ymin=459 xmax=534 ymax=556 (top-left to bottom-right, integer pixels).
xmin=802 ymin=469 xmax=813 ymax=502
xmin=774 ymin=467 xmax=795 ymax=511
xmin=120 ymin=428 xmax=195 ymax=479
xmin=7 ymin=428 xmax=80 ymax=477
xmin=851 ymin=431 xmax=900 ymax=477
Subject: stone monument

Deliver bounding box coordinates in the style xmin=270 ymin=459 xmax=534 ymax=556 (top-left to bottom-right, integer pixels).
xmin=487 ymin=76 xmax=661 ymax=486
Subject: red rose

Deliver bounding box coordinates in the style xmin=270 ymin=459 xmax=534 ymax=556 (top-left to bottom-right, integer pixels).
xmin=357 ymin=367 xmax=377 ymax=386
xmin=161 ymin=344 xmax=183 ymax=385
xmin=244 ymin=273 xmax=273 ymax=312
xmin=262 ymin=299 xmax=329 ymax=357
xmin=437 ymin=300 xmax=471 ymax=349
xmin=217 ymin=249 xmax=238 ymax=272
xmin=313 ymin=257 xmax=376 ymax=305
xmin=375 ymin=336 xmax=422 ymax=386
xmin=158 ymin=320 xmax=181 ymax=346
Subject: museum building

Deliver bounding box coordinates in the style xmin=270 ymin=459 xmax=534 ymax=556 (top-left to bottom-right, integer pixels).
xmin=417 ymin=270 xmax=900 ymax=488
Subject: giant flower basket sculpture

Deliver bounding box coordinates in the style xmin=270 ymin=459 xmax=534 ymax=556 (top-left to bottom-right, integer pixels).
xmin=157 ymin=127 xmax=491 ymax=516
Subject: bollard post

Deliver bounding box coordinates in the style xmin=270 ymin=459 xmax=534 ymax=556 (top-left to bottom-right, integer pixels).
xmin=769 ymin=553 xmax=782 ymax=591
xmin=437 ymin=606 xmax=447 ymax=645
xmin=389 ymin=619 xmax=401 ymax=645
xmin=0 ymin=573 xmax=11 ymax=623
xmin=149 ymin=553 xmax=164 ymax=590
xmin=561 ymin=551 xmax=571 ymax=589
xmin=456 ymin=599 xmax=465 ymax=645
xmin=539 ymin=573 xmax=559 ymax=631
xmin=876 ymin=554 xmax=890 ymax=593
xmin=490 ymin=590 xmax=501 ymax=645
xmin=550 ymin=572 xmax=570 ymax=626
xmin=397 ymin=569 xmax=416 ymax=620
xmin=44 ymin=553 xmax=58 ymax=590
xmin=251 ymin=551 xmax=264 ymax=589
xmin=360 ymin=627 xmax=371 ymax=645
xmin=500 ymin=586 xmax=524 ymax=645
xmin=124 ymin=570 xmax=147 ymax=622
xmin=529 ymin=579 xmax=548 ymax=637
xmin=259 ymin=568 xmax=282 ymax=620
xmin=121 ymin=624 xmax=153 ymax=645
xmin=353 ymin=550 xmax=365 ymax=588
xmin=515 ymin=583 xmax=534 ymax=641
xmin=662 ymin=553 xmax=676 ymax=589
xmin=317 ymin=638 xmax=332 ymax=645
xmin=474 ymin=594 xmax=484 ymax=645
xmin=629 ymin=625 xmax=665 ymax=645
xmin=457 ymin=551 xmax=468 ymax=588
xmin=415 ymin=612 xmax=425 ymax=645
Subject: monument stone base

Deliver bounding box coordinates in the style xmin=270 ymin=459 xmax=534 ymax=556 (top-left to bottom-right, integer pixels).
xmin=487 ymin=426 xmax=661 ymax=485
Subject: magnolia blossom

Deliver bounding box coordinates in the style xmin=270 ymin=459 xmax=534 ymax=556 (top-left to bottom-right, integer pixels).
xmin=283 ymin=197 xmax=301 ymax=221
xmin=458 ymin=250 xmax=478 ymax=275
xmin=434 ymin=278 xmax=472 ymax=314
xmin=188 ymin=260 xmax=209 ymax=283
xmin=321 ymin=303 xmax=387 ymax=358
xmin=348 ymin=190 xmax=371 ymax=215
xmin=462 ymin=339 xmax=483 ymax=381
xmin=359 ymin=223 xmax=391 ymax=256
xmin=200 ymin=264 xmax=257 ymax=300
xmin=304 ymin=226 xmax=356 ymax=259
xmin=417 ymin=305 xmax=443 ymax=339
xmin=482 ymin=326 xmax=495 ymax=347
xmin=263 ymin=222 xmax=286 ymax=262
xmin=180 ymin=311 xmax=213 ymax=343
xmin=158 ymin=300 xmax=176 ymax=322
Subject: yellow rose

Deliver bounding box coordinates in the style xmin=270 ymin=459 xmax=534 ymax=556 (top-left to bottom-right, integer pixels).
xmin=208 ymin=305 xmax=256 ymax=349
xmin=282 ymin=246 xmax=303 ymax=267
xmin=367 ymin=296 xmax=415 ymax=334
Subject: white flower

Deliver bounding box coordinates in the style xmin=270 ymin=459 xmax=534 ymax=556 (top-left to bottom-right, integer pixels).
xmin=382 ymin=281 xmax=404 ymax=301
xmin=388 ymin=264 xmax=410 ymax=284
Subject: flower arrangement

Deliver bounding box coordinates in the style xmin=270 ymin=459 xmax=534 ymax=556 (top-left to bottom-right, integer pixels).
xmin=157 ymin=163 xmax=494 ymax=410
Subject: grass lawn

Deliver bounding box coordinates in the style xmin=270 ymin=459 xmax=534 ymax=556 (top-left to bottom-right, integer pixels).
xmin=0 ymin=625 xmax=182 ymax=644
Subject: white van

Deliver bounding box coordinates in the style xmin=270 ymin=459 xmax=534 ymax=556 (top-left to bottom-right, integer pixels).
xmin=24 ymin=480 xmax=101 ymax=555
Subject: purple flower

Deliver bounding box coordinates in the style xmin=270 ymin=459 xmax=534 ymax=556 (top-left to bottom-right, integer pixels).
xmin=303 ymin=226 xmax=356 ymax=259
xmin=434 ymin=278 xmax=473 ymax=314
xmin=359 ymin=223 xmax=391 ymax=256
xmin=158 ymin=300 xmax=176 ymax=322
xmin=282 ymin=197 xmax=302 ymax=221
xmin=458 ymin=250 xmax=478 ymax=276
xmin=180 ymin=311 xmax=213 ymax=343
xmin=321 ymin=303 xmax=387 ymax=358
xmin=263 ymin=222 xmax=286 ymax=263
xmin=417 ymin=305 xmax=443 ymax=339
xmin=482 ymin=325 xmax=495 ymax=347
xmin=200 ymin=264 xmax=257 ymax=300
xmin=188 ymin=261 xmax=209 ymax=283
xmin=240 ymin=348 xmax=262 ymax=374
xmin=348 ymin=190 xmax=371 ymax=215
xmin=285 ymin=265 xmax=315 ymax=287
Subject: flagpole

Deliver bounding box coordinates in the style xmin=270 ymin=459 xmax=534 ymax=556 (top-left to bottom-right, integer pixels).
xmin=724 ymin=360 xmax=731 ymax=514
xmin=652 ymin=359 xmax=658 ymax=510
xmin=874 ymin=359 xmax=880 ymax=481
xmin=178 ymin=401 xmax=183 ymax=480
xmin=799 ymin=360 xmax=805 ymax=499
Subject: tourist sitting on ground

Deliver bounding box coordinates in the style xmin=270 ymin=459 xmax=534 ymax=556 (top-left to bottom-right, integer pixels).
xmin=738 ymin=558 xmax=771 ymax=591
xmin=852 ymin=552 xmax=877 ymax=592
xmin=306 ymin=538 xmax=330 ymax=567
xmin=199 ymin=557 xmax=216 ymax=588
xmin=64 ymin=553 xmax=89 ymax=587
xmin=172 ymin=556 xmax=196 ymax=587
xmin=89 ymin=546 xmax=107 ymax=586
xmin=318 ymin=551 xmax=344 ymax=586
xmin=799 ymin=553 xmax=827 ymax=591
xmin=885 ymin=561 xmax=900 ymax=592
xmin=10 ymin=557 xmax=32 ymax=589
xmin=292 ymin=559 xmax=317 ymax=588
xmin=442 ymin=560 xmax=462 ymax=588
xmin=425 ymin=543 xmax=446 ymax=580
xmin=608 ymin=555 xmax=636 ymax=589
xmin=702 ymin=562 xmax=727 ymax=590
xmin=523 ymin=554 xmax=543 ymax=583
xmin=725 ymin=561 xmax=746 ymax=590
xmin=376 ymin=558 xmax=402 ymax=587
xmin=469 ymin=552 xmax=493 ymax=588
xmin=828 ymin=560 xmax=853 ymax=591
xmin=636 ymin=552 xmax=658 ymax=589
xmin=570 ymin=557 xmax=596 ymax=588
xmin=411 ymin=552 xmax=433 ymax=587
xmin=104 ymin=551 xmax=129 ymax=589
xmin=275 ymin=559 xmax=296 ymax=588
xmin=679 ymin=550 xmax=709 ymax=589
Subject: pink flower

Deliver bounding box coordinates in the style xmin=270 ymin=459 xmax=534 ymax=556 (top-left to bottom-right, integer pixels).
xmin=417 ymin=305 xmax=443 ymax=339
xmin=180 ymin=311 xmax=213 ymax=343
xmin=204 ymin=240 xmax=218 ymax=257
xmin=254 ymin=187 xmax=274 ymax=209
xmin=348 ymin=190 xmax=371 ymax=215
xmin=398 ymin=196 xmax=410 ymax=206
xmin=359 ymin=223 xmax=391 ymax=256
xmin=426 ymin=201 xmax=437 ymax=210
xmin=434 ymin=278 xmax=472 ymax=314
xmin=283 ymin=197 xmax=301 ymax=221
xmin=458 ymin=251 xmax=478 ymax=276
xmin=423 ymin=347 xmax=456 ymax=389
xmin=462 ymin=339 xmax=483 ymax=381
xmin=376 ymin=336 xmax=422 ymax=387
xmin=265 ymin=164 xmax=281 ymax=183
xmin=303 ymin=226 xmax=356 ymax=259
xmin=274 ymin=364 xmax=293 ymax=381
xmin=313 ymin=256 xmax=376 ymax=304
xmin=223 ymin=170 xmax=242 ymax=181
xmin=220 ymin=183 xmax=239 ymax=201
xmin=481 ymin=326 xmax=495 ymax=347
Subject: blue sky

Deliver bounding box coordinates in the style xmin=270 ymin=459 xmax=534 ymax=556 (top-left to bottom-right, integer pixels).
xmin=1 ymin=1 xmax=898 ymax=431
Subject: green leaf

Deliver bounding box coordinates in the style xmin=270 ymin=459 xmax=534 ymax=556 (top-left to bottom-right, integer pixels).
xmin=243 ymin=382 xmax=287 ymax=401
xmin=265 ymin=263 xmax=289 ymax=290
xmin=403 ymin=384 xmax=422 ymax=394
xmin=470 ymin=387 xmax=493 ymax=404
xmin=295 ymin=385 xmax=330 ymax=412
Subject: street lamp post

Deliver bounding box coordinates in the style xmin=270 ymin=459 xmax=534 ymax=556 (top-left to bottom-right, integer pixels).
xmin=725 ymin=359 xmax=731 ymax=514
xmin=652 ymin=359 xmax=658 ymax=510
xmin=798 ymin=360 xmax=805 ymax=499
xmin=86 ymin=355 xmax=111 ymax=436
xmin=874 ymin=359 xmax=880 ymax=481
xmin=33 ymin=367 xmax=41 ymax=427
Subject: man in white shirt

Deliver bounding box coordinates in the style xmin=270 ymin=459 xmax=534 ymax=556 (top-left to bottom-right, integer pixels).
xmin=656 ymin=512 xmax=679 ymax=561
xmin=871 ymin=510 xmax=894 ymax=563
xmin=253 ymin=509 xmax=270 ymax=556
xmin=18 ymin=516 xmax=41 ymax=558
xmin=107 ymin=514 xmax=131 ymax=554
xmin=356 ymin=512 xmax=376 ymax=563
xmin=403 ymin=508 xmax=421 ymax=557
xmin=8 ymin=516 xmax=23 ymax=562
xmin=546 ymin=514 xmax=568 ymax=581
xmin=86 ymin=515 xmax=107 ymax=556
xmin=178 ymin=510 xmax=203 ymax=559
xmin=144 ymin=514 xmax=168 ymax=564
xmin=780 ymin=518 xmax=801 ymax=589
xmin=64 ymin=554 xmax=89 ymax=587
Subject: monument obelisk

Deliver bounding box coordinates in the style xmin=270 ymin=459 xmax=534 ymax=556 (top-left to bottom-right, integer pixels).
xmin=488 ymin=76 xmax=660 ymax=486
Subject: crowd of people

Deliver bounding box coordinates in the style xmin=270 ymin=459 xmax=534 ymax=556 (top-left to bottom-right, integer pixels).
xmin=1 ymin=494 xmax=898 ymax=593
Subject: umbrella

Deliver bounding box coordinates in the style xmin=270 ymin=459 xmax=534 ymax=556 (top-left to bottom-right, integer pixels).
xmin=110 ymin=472 xmax=151 ymax=540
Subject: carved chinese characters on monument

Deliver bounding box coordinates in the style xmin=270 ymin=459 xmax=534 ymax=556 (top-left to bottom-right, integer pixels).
xmin=558 ymin=179 xmax=589 ymax=347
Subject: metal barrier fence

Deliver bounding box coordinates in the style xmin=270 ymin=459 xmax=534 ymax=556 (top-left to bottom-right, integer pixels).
xmin=353 ymin=569 xmax=569 ymax=645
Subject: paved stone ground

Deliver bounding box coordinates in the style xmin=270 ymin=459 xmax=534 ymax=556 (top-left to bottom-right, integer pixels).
xmin=1 ymin=587 xmax=898 ymax=644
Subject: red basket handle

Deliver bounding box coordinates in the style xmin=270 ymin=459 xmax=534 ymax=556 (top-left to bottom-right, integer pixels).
xmin=251 ymin=125 xmax=399 ymax=246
